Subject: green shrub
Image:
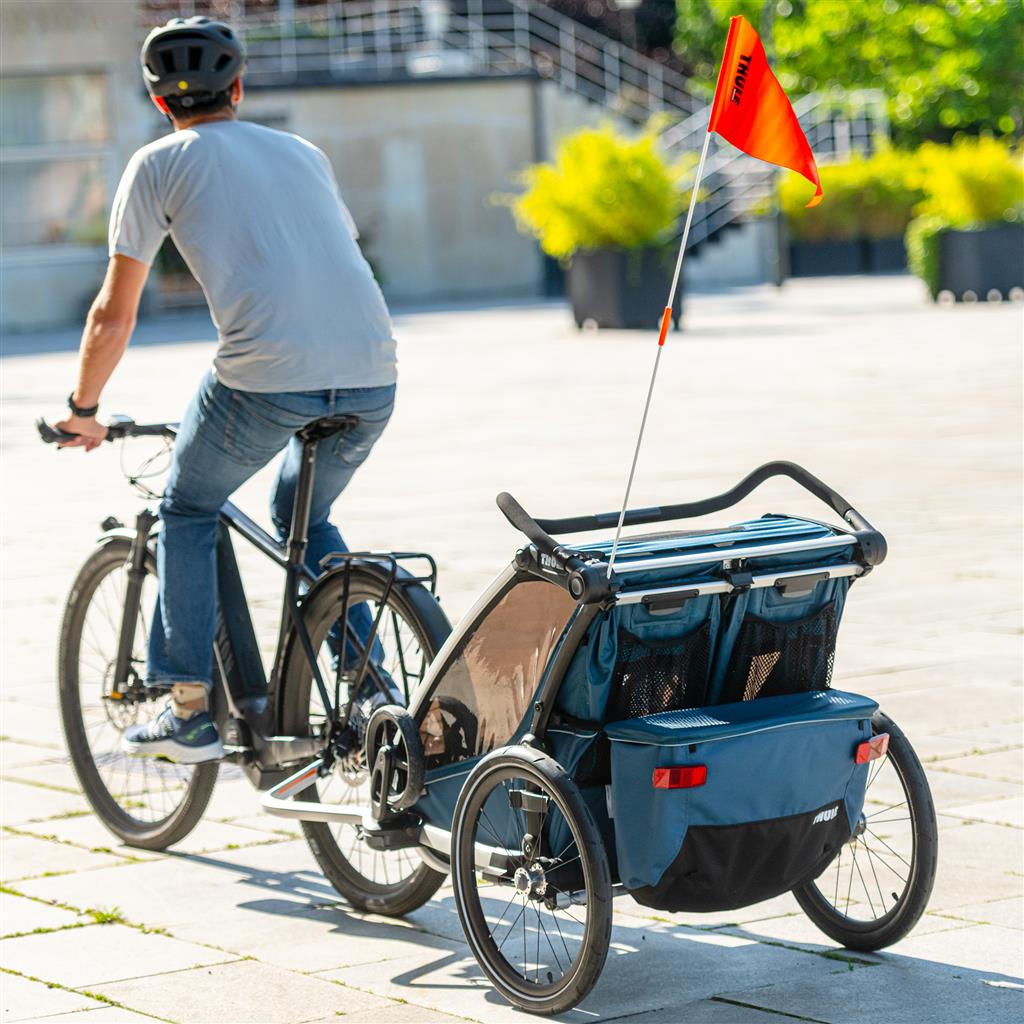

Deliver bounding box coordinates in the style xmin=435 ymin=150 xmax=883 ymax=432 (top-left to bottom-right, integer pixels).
xmin=905 ymin=136 xmax=1024 ymax=296
xmin=910 ymin=136 xmax=1024 ymax=225
xmin=779 ymin=136 xmax=1023 ymax=293
xmin=503 ymin=125 xmax=696 ymax=260
xmin=779 ymin=146 xmax=923 ymax=243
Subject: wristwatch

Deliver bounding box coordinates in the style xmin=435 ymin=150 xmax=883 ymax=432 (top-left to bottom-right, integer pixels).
xmin=67 ymin=393 xmax=99 ymax=418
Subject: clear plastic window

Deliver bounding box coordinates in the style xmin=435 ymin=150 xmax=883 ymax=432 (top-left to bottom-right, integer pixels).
xmin=419 ymin=581 xmax=575 ymax=769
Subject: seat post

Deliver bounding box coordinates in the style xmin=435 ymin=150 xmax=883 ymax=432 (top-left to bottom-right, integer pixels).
xmin=287 ymin=416 xmax=358 ymax=571
xmin=288 ymin=437 xmax=319 ymax=570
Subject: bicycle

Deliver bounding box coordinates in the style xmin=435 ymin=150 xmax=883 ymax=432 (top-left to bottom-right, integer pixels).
xmin=37 ymin=413 xmax=453 ymax=915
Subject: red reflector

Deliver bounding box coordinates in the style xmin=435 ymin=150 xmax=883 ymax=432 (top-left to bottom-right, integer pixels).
xmin=855 ymin=733 xmax=890 ymax=765
xmin=653 ymin=765 xmax=707 ymax=789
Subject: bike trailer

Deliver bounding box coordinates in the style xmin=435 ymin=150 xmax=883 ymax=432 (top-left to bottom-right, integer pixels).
xmin=547 ymin=511 xmax=878 ymax=911
xmin=254 ymin=462 xmax=934 ymax=1017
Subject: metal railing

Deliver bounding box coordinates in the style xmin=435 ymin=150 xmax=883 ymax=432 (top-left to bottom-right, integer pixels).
xmin=149 ymin=0 xmax=705 ymax=120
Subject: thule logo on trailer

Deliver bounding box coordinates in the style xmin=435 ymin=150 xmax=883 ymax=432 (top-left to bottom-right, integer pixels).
xmin=812 ymin=805 xmax=839 ymax=825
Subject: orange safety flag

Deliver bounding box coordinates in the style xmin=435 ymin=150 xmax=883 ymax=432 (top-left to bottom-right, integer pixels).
xmin=708 ymin=15 xmax=822 ymax=207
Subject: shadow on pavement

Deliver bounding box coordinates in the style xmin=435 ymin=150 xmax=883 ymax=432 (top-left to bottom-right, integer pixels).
xmin=170 ymin=847 xmax=1023 ymax=1023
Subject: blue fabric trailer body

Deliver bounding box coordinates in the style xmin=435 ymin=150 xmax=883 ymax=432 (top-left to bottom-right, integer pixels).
xmin=605 ymin=690 xmax=876 ymax=909
xmin=555 ymin=515 xmax=852 ymax=724
xmin=543 ymin=515 xmax=870 ymax=911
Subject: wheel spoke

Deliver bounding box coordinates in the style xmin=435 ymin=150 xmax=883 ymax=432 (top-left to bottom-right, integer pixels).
xmin=865 ymin=828 xmax=912 ymax=869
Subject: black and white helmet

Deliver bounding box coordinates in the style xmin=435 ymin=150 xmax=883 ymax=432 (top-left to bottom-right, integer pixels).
xmin=141 ymin=16 xmax=245 ymax=105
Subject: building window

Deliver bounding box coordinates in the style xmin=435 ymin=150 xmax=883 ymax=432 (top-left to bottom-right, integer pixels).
xmin=0 ymin=72 xmax=112 ymax=249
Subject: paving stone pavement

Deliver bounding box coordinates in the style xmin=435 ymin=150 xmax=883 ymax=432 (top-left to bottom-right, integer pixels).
xmin=2 ymin=275 xmax=1022 ymax=1023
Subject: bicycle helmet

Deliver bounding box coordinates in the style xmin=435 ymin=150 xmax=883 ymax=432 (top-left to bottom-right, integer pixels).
xmin=141 ymin=16 xmax=245 ymax=106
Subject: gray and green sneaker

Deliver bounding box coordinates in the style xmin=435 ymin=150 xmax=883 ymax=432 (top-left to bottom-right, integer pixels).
xmin=122 ymin=707 xmax=224 ymax=764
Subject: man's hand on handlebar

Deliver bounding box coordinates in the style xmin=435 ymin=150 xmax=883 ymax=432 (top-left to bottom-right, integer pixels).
xmin=53 ymin=413 xmax=109 ymax=451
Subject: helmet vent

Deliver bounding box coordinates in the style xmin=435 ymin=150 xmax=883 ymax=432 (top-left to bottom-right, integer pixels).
xmin=214 ymin=53 xmax=231 ymax=71
xmin=188 ymin=46 xmax=203 ymax=70
xmin=160 ymin=50 xmax=177 ymax=73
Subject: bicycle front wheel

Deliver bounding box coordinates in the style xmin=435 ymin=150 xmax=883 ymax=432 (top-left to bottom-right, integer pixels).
xmin=58 ymin=537 xmax=218 ymax=849
xmin=280 ymin=561 xmax=451 ymax=916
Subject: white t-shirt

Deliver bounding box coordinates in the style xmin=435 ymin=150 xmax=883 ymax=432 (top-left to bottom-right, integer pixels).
xmin=109 ymin=120 xmax=397 ymax=393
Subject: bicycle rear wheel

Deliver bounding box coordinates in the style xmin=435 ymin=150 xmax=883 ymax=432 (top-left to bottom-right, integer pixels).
xmin=280 ymin=562 xmax=451 ymax=915
xmin=58 ymin=537 xmax=217 ymax=849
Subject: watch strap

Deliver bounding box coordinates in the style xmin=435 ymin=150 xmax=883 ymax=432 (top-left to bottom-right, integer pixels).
xmin=68 ymin=393 xmax=99 ymax=418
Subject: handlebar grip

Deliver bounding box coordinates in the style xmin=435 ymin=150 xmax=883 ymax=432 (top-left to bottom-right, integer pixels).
xmin=496 ymin=492 xmax=560 ymax=556
xmin=36 ymin=418 xmax=87 ymax=445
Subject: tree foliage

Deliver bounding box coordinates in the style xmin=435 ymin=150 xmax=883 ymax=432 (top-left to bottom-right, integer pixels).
xmin=674 ymin=0 xmax=1024 ymax=142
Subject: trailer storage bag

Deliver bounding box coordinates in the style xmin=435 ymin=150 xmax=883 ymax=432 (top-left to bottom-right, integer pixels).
xmin=605 ymin=689 xmax=877 ymax=912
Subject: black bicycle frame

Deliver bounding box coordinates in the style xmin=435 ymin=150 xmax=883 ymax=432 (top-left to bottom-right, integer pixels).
xmin=108 ymin=420 xmax=436 ymax=782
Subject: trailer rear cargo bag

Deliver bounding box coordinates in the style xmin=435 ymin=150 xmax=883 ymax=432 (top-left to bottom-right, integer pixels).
xmin=605 ymin=689 xmax=877 ymax=912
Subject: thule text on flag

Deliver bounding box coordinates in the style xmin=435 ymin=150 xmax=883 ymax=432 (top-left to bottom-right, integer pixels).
xmin=709 ymin=15 xmax=823 ymax=208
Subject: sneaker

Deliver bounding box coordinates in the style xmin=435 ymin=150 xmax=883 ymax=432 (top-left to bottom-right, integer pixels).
xmin=122 ymin=707 xmax=224 ymax=764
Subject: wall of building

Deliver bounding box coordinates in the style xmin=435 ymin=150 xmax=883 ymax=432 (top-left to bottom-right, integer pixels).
xmin=243 ymin=76 xmax=544 ymax=303
xmin=684 ymin=219 xmax=782 ymax=289
xmin=242 ymin=76 xmax=616 ymax=304
xmin=1 ymin=0 xmax=162 ymax=333
xmin=0 ymin=1 xmax=629 ymax=331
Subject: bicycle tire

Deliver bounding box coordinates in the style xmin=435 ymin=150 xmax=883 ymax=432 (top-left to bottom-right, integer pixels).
xmin=280 ymin=561 xmax=451 ymax=916
xmin=451 ymin=745 xmax=613 ymax=1015
xmin=793 ymin=711 xmax=938 ymax=949
xmin=58 ymin=537 xmax=218 ymax=850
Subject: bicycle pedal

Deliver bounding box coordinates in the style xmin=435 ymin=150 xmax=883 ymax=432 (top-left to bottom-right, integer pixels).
xmin=358 ymin=812 xmax=422 ymax=851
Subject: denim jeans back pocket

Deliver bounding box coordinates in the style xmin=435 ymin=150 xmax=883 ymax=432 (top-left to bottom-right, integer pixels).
xmin=332 ymin=397 xmax=394 ymax=465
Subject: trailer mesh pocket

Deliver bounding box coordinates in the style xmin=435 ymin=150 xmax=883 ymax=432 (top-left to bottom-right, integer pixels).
xmin=607 ymin=621 xmax=712 ymax=721
xmin=719 ymin=602 xmax=837 ymax=705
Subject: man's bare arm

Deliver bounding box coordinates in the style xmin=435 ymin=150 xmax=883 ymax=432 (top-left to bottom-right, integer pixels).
xmin=55 ymin=254 xmax=150 ymax=450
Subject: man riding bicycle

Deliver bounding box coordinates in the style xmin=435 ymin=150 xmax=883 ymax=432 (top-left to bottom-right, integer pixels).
xmin=55 ymin=17 xmax=397 ymax=764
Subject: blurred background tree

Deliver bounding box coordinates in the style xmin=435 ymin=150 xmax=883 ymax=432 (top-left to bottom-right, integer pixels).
xmin=674 ymin=0 xmax=1024 ymax=144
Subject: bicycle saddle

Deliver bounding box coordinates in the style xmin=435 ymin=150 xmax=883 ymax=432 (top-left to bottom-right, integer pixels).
xmin=296 ymin=415 xmax=359 ymax=443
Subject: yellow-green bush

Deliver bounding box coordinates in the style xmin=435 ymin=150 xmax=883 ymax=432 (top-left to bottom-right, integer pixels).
xmin=910 ymin=136 xmax=1024 ymax=225
xmin=779 ymin=136 xmax=1023 ymax=294
xmin=906 ymin=136 xmax=1024 ymax=295
xmin=503 ymin=126 xmax=696 ymax=260
xmin=779 ymin=147 xmax=923 ymax=242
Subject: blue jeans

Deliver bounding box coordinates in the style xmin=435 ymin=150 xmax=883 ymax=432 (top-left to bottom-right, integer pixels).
xmin=147 ymin=371 xmax=396 ymax=689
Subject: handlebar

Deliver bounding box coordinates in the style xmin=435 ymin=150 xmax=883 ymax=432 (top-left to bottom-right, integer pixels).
xmin=497 ymin=461 xmax=887 ymax=569
xmin=36 ymin=416 xmax=177 ymax=445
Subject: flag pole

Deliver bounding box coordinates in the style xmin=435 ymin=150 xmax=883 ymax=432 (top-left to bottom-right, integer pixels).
xmin=606 ymin=129 xmax=713 ymax=578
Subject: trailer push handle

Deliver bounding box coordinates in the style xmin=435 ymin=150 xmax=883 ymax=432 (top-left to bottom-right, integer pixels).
xmin=497 ymin=461 xmax=886 ymax=570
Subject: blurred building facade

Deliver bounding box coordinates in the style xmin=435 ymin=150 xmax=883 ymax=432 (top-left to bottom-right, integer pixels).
xmin=2 ymin=1 xmax=870 ymax=332
xmin=1 ymin=1 xmax=157 ymax=331
xmin=2 ymin=0 xmax=649 ymax=331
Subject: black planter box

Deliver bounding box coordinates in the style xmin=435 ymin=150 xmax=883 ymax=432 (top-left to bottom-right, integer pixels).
xmin=567 ymin=248 xmax=681 ymax=330
xmin=937 ymin=225 xmax=1024 ymax=300
xmin=789 ymin=239 xmax=864 ymax=277
xmin=789 ymin=236 xmax=906 ymax=277
xmin=867 ymin=236 xmax=907 ymax=273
